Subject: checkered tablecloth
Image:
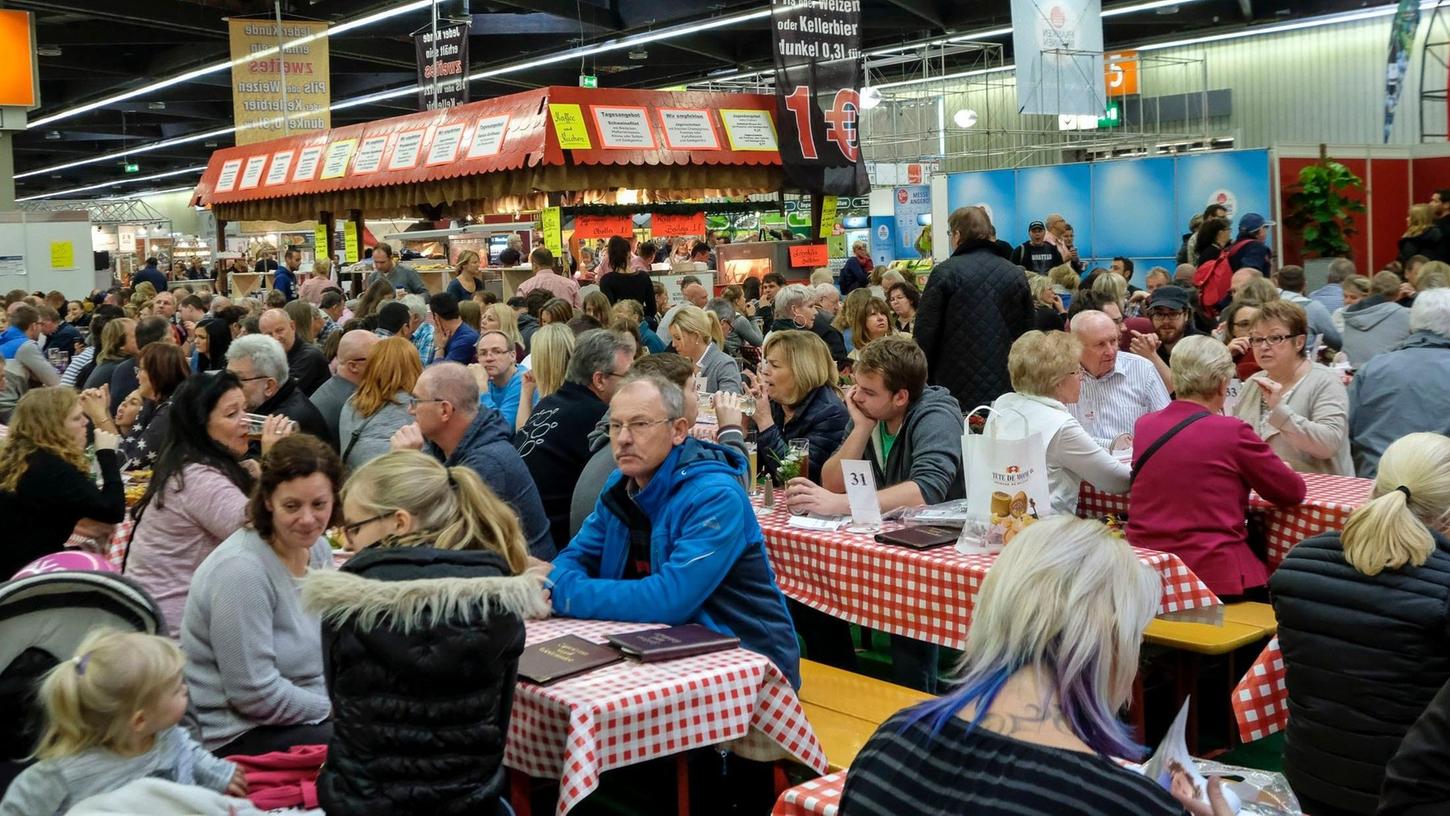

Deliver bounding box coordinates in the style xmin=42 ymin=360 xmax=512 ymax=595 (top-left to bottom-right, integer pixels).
xmin=1079 ymin=471 xmax=1372 ymax=569
xmin=1233 ymin=637 xmax=1287 ymax=742
xmin=506 ymin=617 xmax=827 ymax=816
xmin=64 ymin=514 xmax=133 ymax=570
xmin=757 ymin=493 xmax=1220 ymax=650
xmin=772 ymin=771 xmax=847 ymax=816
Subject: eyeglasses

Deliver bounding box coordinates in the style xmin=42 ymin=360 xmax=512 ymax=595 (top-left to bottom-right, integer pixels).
xmin=236 ymin=374 xmax=270 ymax=383
xmin=407 ymin=396 xmax=446 ymax=409
xmin=1148 ymin=311 xmax=1185 ymax=321
xmin=1247 ymin=333 xmax=1300 ymax=349
xmin=339 ymin=512 xmax=391 ymax=546
xmin=601 ymin=370 xmax=629 ymax=379
xmin=607 ymin=418 xmax=674 ymax=436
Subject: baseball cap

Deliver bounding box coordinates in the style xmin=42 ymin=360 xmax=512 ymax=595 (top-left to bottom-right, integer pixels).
xmin=1239 ymin=212 xmax=1275 ymax=234
xmin=1147 ymin=285 xmax=1190 ymax=311
xmin=1028 ymin=220 xmax=1046 ymax=230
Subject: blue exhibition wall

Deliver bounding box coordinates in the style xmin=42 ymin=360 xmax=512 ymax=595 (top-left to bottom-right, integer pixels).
xmin=943 ymin=149 xmax=1271 ymax=286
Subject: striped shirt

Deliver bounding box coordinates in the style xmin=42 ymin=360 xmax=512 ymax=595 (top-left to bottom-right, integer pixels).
xmin=60 ymin=346 xmax=95 ymax=387
xmin=840 ymin=711 xmax=1187 ymax=816
xmin=1068 ymin=352 xmax=1171 ymax=448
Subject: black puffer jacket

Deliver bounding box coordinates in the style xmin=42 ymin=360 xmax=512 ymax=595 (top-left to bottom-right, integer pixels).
xmin=302 ymin=545 xmax=548 ymax=816
xmin=913 ymin=239 xmax=1033 ymax=413
xmin=1269 ymin=530 xmax=1450 ymax=815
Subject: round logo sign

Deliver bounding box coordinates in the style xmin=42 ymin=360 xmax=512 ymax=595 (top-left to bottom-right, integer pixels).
xmin=896 ymin=187 xmax=909 ymax=205
xmin=1209 ymin=189 xmax=1237 ymax=218
xmin=1049 ymin=5 xmax=1066 ymax=27
xmin=876 ymin=224 xmax=890 ymax=241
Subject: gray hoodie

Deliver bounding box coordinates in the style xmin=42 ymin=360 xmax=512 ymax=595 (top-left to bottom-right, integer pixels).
xmin=843 ymin=384 xmax=965 ymax=504
xmin=1342 ymin=296 xmax=1411 ymax=368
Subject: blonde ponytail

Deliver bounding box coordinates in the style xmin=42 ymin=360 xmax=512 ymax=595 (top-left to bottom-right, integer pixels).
xmin=437 ymin=465 xmax=529 ymax=575
xmin=704 ymin=310 xmax=725 ymax=347
xmin=1342 ymin=433 xmax=1450 ymax=576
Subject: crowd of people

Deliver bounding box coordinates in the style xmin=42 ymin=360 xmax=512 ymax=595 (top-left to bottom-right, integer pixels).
xmin=1 ymin=193 xmax=1449 ymax=815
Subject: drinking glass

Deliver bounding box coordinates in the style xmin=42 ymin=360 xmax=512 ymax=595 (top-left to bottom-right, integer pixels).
xmin=785 ymin=439 xmax=811 ymax=516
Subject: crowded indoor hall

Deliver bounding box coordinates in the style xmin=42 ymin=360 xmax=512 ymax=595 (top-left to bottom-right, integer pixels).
xmin=1 ymin=0 xmax=1449 ymax=814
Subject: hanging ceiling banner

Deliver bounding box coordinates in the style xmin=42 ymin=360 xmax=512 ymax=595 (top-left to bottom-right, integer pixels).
xmin=228 ymin=19 xmax=331 ymax=146
xmin=415 ymin=19 xmax=471 ymax=111
xmin=1383 ymin=0 xmax=1420 ymax=142
xmin=1010 ymin=0 xmax=1105 ymax=116
xmin=769 ymin=0 xmax=869 ymax=196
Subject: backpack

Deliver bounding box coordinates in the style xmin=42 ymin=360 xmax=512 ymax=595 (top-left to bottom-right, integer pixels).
xmin=1193 ymin=239 xmax=1255 ymax=318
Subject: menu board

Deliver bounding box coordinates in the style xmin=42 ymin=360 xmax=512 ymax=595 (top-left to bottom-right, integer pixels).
xmin=292 ymin=145 xmax=324 ymax=182
xmin=719 ymin=109 xmax=778 ymax=152
xmin=548 ymin=104 xmax=592 ymax=149
xmin=388 ymin=130 xmax=425 ymax=170
xmin=264 ymin=150 xmax=295 ymax=186
xmin=352 ymin=136 xmax=389 ymax=174
xmin=237 ymin=155 xmax=268 ymax=190
xmin=426 ymin=123 xmax=466 ymax=165
xmin=592 ymin=106 xmax=655 ymax=149
xmin=659 ymin=109 xmax=720 ymax=150
xmin=466 ymin=115 xmax=510 ymax=159
xmin=319 ymin=138 xmax=358 ymax=180
xmin=215 ymin=159 xmax=243 ymax=192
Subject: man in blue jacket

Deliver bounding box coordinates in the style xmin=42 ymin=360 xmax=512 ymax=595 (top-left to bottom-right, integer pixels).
xmin=548 ymin=372 xmax=801 ymax=689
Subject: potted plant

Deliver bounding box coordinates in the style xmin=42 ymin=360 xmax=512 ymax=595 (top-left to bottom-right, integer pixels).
xmin=1284 ymin=155 xmax=1367 ymax=285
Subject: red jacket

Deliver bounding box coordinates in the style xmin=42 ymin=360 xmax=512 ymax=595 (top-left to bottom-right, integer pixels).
xmin=1127 ymin=400 xmax=1306 ymax=597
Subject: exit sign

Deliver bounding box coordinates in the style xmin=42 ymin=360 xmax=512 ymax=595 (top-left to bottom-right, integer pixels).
xmin=123 ymin=163 xmax=140 ymax=174
xmin=1098 ymin=99 xmax=1123 ymax=129
xmin=579 ymin=74 xmax=597 ymax=89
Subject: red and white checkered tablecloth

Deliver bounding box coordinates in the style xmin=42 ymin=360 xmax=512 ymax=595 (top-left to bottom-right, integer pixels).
xmin=772 ymin=770 xmax=847 ymax=816
xmin=64 ymin=514 xmax=133 ymax=570
xmin=1233 ymin=637 xmax=1288 ymax=743
xmin=1079 ymin=472 xmax=1372 ymax=569
xmin=506 ymin=617 xmax=827 ymax=816
xmin=756 ymin=493 xmax=1220 ymax=650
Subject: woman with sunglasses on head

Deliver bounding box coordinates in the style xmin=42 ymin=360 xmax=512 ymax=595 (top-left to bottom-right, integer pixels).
xmin=303 ymin=450 xmax=545 ymax=816
xmin=1231 ymin=300 xmax=1353 ymax=475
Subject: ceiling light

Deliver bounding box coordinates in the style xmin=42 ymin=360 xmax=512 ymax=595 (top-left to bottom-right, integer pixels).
xmin=37 ymin=45 xmax=61 ymax=57
xmin=628 ymin=48 xmax=648 ymax=60
xmin=16 ymin=165 xmax=208 ymax=202
xmin=953 ymin=109 xmax=978 ymax=128
xmin=43 ymin=130 xmax=60 ymax=140
xmin=147 ymin=102 xmax=166 ymax=110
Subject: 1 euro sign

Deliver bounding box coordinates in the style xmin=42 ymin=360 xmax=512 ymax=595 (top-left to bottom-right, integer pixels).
xmin=823 ymin=88 xmax=861 ymax=162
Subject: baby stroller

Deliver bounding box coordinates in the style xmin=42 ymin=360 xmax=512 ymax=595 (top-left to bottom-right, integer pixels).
xmin=0 ymin=569 xmax=164 ymax=794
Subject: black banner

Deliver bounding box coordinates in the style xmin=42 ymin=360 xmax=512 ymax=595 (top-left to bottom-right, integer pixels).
xmin=415 ymin=20 xmax=470 ymax=111
xmin=770 ymin=0 xmax=869 ymax=196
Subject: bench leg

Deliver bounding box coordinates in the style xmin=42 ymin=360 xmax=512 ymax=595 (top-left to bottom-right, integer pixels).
xmin=509 ymin=769 xmax=533 ymax=816
xmin=676 ymin=752 xmax=691 ymax=816
xmin=773 ymin=761 xmax=790 ymax=797
xmin=1177 ymin=652 xmax=1200 ymax=755
xmin=1128 ymin=670 xmax=1147 ymax=745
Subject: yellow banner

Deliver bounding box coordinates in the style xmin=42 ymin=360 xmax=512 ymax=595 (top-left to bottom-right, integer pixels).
xmin=314 ymin=222 xmax=330 ymax=261
xmin=343 ymin=221 xmax=359 ymax=264
xmin=229 ymin=19 xmax=330 ymax=146
xmin=540 ymin=207 xmax=562 ymax=256
xmin=818 ymin=195 xmax=838 ymax=239
xmin=549 ymin=104 xmax=592 ymax=149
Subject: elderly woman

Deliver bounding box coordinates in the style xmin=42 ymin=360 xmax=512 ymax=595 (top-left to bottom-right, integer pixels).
xmin=841 ymin=516 xmax=1219 ymax=815
xmin=669 ymin=304 xmax=742 ymax=395
xmin=886 ymin=281 xmax=920 ymax=334
xmin=183 ymin=434 xmax=339 ymax=756
xmin=1127 ymin=336 xmax=1306 ymax=600
xmin=1231 ymin=300 xmax=1353 ymax=475
xmin=747 ymin=330 xmax=847 ymax=485
xmin=1269 ymin=433 xmax=1450 ymax=816
xmin=840 ymin=239 xmax=873 ymax=295
xmin=986 ymin=331 xmax=1128 ymax=515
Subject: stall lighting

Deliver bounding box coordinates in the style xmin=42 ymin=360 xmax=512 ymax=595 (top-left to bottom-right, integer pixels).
xmin=16 ymin=166 xmax=208 ymax=202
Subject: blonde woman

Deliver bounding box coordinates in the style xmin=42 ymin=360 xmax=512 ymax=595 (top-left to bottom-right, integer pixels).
xmin=745 ymin=330 xmax=846 ymax=485
xmin=481 ymin=302 xmax=525 ymax=358
xmin=299 ymin=259 xmax=334 ymax=304
xmin=986 ymin=331 xmax=1128 ymax=515
xmin=446 ymin=249 xmax=484 ymax=302
xmin=847 ymin=297 xmax=912 ymax=365
xmin=1398 ymin=204 xmax=1442 ymax=266
xmin=338 ymin=337 xmax=423 ymax=469
xmin=517 ymin=323 xmax=574 ymax=430
xmin=1091 ymin=271 xmax=1128 ymax=309
xmin=668 ymin=304 xmax=741 ymax=394
xmin=305 ymin=450 xmax=545 ymax=814
xmin=1332 ymin=275 xmax=1371 ymax=333
xmin=1271 ymin=433 xmax=1450 ymax=816
xmin=0 ymin=387 xmax=123 ymax=577
xmin=83 ymin=317 xmax=137 ymax=389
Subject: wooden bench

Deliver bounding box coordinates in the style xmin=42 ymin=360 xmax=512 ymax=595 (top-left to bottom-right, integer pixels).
xmin=797 ymin=660 xmax=934 ymax=772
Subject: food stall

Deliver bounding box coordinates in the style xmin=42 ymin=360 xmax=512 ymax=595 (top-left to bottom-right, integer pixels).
xmin=190 ymin=86 xmax=823 ymax=301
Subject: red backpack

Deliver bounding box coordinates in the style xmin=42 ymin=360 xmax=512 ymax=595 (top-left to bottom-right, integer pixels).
xmin=1193 ymin=239 xmax=1254 ymax=318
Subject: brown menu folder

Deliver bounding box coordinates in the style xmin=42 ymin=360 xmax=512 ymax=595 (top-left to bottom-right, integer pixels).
xmin=605 ymin=624 xmax=740 ymax=663
xmin=517 ymin=635 xmax=625 ymax=685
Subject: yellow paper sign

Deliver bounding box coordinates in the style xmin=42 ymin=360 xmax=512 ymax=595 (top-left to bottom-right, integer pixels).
xmin=314 ymin=222 xmax=330 ymax=260
xmin=343 ymin=221 xmax=359 ymax=264
xmin=540 ymin=206 xmax=562 ymax=256
xmin=818 ymin=196 xmax=838 ymax=239
xmin=319 ymin=138 xmax=357 ymax=180
xmin=49 ymin=241 xmax=74 ymax=270
xmin=549 ymin=104 xmax=593 ymax=149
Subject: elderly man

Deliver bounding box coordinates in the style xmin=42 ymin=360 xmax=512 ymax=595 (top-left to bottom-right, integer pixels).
xmin=474 ymin=330 xmax=528 ymax=428
xmin=1348 ymin=289 xmax=1450 ymax=477
xmin=1144 ymin=267 xmax=1172 ymax=293
xmin=1276 ymin=264 xmax=1342 ymax=352
xmin=814 ymin=283 xmax=841 ymax=318
xmin=1068 ymin=310 xmax=1170 ymax=447
xmin=516 ymin=329 xmax=636 ymax=552
xmin=210 ymin=295 xmax=233 ymax=315
xmin=400 ymin=294 xmax=434 ymax=365
xmin=655 ymin=276 xmax=708 ymax=337
xmin=309 ymin=330 xmax=380 ymax=446
xmin=225 ymin=334 xmax=329 ymax=439
xmin=1311 ymin=258 xmax=1354 ymax=315
xmin=772 ymin=283 xmax=848 ymax=366
xmin=151 ymin=291 xmax=185 ymax=344
xmin=365 ymin=241 xmax=427 ymax=295
xmin=516 ymin=246 xmax=580 ymax=308
xmin=1129 ymin=285 xmax=1201 ymax=393
xmin=548 ymin=372 xmax=801 ymax=689
xmin=390 ymin=362 xmax=554 ymax=559
xmin=259 ymin=307 xmax=329 ymax=395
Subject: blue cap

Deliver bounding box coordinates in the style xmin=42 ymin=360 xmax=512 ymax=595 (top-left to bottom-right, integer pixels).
xmin=1239 ymin=212 xmax=1275 ymax=234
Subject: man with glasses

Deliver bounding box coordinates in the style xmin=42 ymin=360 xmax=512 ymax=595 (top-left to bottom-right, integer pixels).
xmin=475 ymin=330 xmax=528 ymax=428
xmin=390 ymin=362 xmax=554 ymax=559
xmin=1068 ymin=310 xmax=1169 ymax=448
xmin=225 ymin=334 xmax=330 ymax=441
xmin=309 ymin=330 xmax=380 ymax=447
xmin=547 ymin=372 xmax=802 ymax=690
xmin=516 ymin=330 xmax=637 ymax=552
xmin=1129 ymin=285 xmax=1201 ymax=393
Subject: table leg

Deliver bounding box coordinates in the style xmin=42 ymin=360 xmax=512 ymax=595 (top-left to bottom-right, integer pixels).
xmin=1128 ymin=670 xmax=1147 ymax=745
xmin=1179 ymin=653 xmax=1200 ymax=755
xmin=773 ymin=761 xmax=790 ymax=798
xmin=675 ymin=753 xmax=691 ymax=816
xmin=509 ymin=768 xmax=533 ymax=816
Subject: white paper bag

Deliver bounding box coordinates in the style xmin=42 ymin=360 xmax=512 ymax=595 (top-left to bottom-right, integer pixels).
xmin=959 ymin=405 xmax=1053 ymax=553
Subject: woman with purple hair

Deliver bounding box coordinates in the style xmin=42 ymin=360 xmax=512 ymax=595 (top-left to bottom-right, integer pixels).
xmin=837 ymin=515 xmax=1232 ymax=816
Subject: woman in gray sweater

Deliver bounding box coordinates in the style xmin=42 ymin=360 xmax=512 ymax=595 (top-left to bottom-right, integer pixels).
xmin=337 ymin=337 xmax=423 ymax=470
xmin=667 ymin=304 xmax=743 ymax=395
xmin=181 ymin=435 xmax=342 ymax=755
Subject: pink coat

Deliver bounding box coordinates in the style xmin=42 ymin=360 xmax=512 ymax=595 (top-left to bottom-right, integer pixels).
xmin=1126 ymin=400 xmax=1306 ymax=597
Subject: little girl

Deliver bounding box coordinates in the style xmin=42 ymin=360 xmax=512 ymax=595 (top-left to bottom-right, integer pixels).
xmin=0 ymin=630 xmax=247 ymax=815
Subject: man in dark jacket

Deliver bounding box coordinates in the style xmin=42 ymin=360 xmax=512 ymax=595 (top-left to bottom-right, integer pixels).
xmin=259 ymin=308 xmax=329 ymax=395
xmin=1009 ymin=220 xmax=1063 ymax=274
xmin=914 ymin=206 xmax=1034 ymax=412
xmin=1380 ymin=676 xmax=1450 ymax=816
xmin=1226 ymin=212 xmax=1274 ymax=274
xmin=391 ymin=362 xmax=555 ymax=560
xmin=132 ymin=257 xmax=167 ymax=293
xmin=108 ymin=315 xmax=172 ymax=414
xmin=516 ymin=329 xmax=635 ymax=553
xmin=224 ymin=334 xmax=330 ymax=441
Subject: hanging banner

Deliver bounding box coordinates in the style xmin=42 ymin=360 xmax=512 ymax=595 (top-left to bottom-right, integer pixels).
xmin=415 ymin=19 xmax=470 ymax=111
xmin=573 ymin=214 xmax=634 ymax=241
xmin=228 ymin=19 xmax=330 ymax=145
xmin=769 ymin=0 xmax=869 ymax=196
xmin=1010 ymin=0 xmax=1104 ymax=116
xmin=1384 ymin=0 xmax=1421 ymax=142
xmin=540 ymin=207 xmax=562 ymax=256
xmin=650 ymin=212 xmax=706 ymax=237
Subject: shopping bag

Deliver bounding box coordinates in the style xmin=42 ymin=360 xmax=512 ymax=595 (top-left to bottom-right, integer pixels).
xmin=959 ymin=405 xmax=1052 ymax=553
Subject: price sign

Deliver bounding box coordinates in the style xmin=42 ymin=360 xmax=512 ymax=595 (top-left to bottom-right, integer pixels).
xmin=841 ymin=459 xmax=882 ymax=528
xmin=540 ymin=206 xmax=562 ymax=256
xmin=788 ymin=243 xmax=829 ymax=267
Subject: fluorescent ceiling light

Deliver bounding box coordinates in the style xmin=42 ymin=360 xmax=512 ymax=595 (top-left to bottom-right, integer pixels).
xmin=99 ymin=185 xmax=199 ymax=200
xmin=28 ymin=1 xmax=432 ymax=129
xmin=17 ymin=165 xmax=208 ymax=202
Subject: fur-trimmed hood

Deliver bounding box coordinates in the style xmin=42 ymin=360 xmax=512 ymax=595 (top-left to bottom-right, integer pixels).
xmin=302 ymin=546 xmax=549 ymax=634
